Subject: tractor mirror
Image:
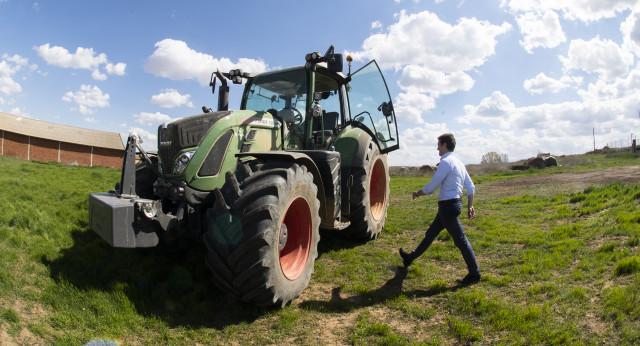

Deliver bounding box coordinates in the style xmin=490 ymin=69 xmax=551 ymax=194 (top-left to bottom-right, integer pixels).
xmin=209 ymin=72 xmax=217 ymax=94
xmin=314 ymin=91 xmax=332 ymax=101
xmin=327 ymin=53 xmax=343 ymax=73
xmin=378 ymin=101 xmax=394 ymax=117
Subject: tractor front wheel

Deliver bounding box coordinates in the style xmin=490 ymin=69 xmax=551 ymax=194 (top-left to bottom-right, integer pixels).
xmin=204 ymin=161 xmax=321 ymax=307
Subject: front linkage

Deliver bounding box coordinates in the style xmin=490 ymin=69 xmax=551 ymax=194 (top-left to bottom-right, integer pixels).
xmin=88 ymin=133 xmax=191 ymax=248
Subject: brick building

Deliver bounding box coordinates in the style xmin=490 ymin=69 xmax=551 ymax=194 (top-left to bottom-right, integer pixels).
xmin=0 ymin=112 xmax=124 ymax=168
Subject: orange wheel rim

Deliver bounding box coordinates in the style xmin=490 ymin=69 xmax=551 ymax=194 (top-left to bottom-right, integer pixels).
xmin=369 ymin=159 xmax=387 ymax=221
xmin=279 ymin=197 xmax=312 ymax=280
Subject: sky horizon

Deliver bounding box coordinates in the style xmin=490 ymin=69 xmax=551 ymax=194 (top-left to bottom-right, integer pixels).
xmin=2 ymin=0 xmax=640 ymax=166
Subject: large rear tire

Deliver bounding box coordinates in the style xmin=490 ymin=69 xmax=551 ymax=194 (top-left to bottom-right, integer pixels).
xmin=346 ymin=141 xmax=390 ymax=239
xmin=203 ymin=161 xmax=321 ymax=307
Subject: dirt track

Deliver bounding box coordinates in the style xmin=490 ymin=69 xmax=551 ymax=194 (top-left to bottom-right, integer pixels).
xmin=485 ymin=165 xmax=640 ymax=195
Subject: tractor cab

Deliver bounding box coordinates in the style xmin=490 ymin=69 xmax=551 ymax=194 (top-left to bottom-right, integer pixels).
xmin=220 ymin=47 xmax=400 ymax=155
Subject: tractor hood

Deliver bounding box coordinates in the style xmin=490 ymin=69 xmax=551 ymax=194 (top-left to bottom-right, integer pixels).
xmin=158 ymin=111 xmax=232 ymax=175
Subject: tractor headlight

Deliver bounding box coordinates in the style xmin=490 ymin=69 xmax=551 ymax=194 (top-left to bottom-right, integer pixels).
xmin=141 ymin=201 xmax=157 ymax=219
xmin=173 ymin=150 xmax=195 ymax=175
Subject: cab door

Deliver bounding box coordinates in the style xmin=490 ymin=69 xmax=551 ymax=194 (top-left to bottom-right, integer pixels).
xmin=346 ymin=60 xmax=399 ymax=154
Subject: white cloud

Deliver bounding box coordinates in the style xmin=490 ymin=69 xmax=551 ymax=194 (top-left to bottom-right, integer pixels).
xmin=144 ymin=39 xmax=268 ymax=86
xmin=61 ymin=84 xmax=110 ymax=114
xmin=347 ymin=10 xmax=510 ymax=125
xmin=3 ymin=54 xmax=28 ymax=66
xmin=133 ymin=111 xmax=174 ymax=127
xmin=7 ymin=107 xmax=30 ymax=118
xmin=347 ymin=10 xmax=511 ymax=72
xmin=34 ymin=44 xmax=126 ymax=80
xmin=84 ymin=117 xmax=98 ymax=123
xmin=516 ymin=10 xmax=566 ymax=53
xmin=0 ymin=54 xmax=28 ymax=96
xmin=91 ymin=69 xmax=107 ymax=81
xmin=459 ymin=91 xmax=516 ymax=128
xmin=501 ymin=0 xmax=636 ymax=23
xmin=385 ymin=3 xmax=640 ymax=166
xmin=0 ymin=64 xmax=23 ymax=95
xmin=578 ymin=63 xmax=640 ymax=103
xmin=523 ymin=73 xmax=582 ymax=94
xmin=389 ymin=122 xmax=450 ymax=165
xmin=398 ymin=65 xmax=474 ymax=97
xmin=150 ymin=89 xmax=194 ymax=108
xmin=621 ymin=5 xmax=640 ymax=55
xmin=36 ymin=44 xmax=106 ymax=69
xmin=394 ymin=91 xmax=436 ymax=124
xmin=560 ymin=36 xmax=634 ymax=81
xmin=371 ymin=21 xmax=382 ymax=30
xmin=452 ymin=80 xmax=640 ymax=162
xmin=105 ymin=62 xmax=126 ymax=76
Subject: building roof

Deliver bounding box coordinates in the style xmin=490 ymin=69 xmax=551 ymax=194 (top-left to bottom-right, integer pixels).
xmin=0 ymin=112 xmax=124 ymax=150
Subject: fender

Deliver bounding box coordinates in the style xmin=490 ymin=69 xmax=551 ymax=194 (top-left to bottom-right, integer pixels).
xmin=236 ymin=151 xmax=334 ymax=227
xmin=333 ymin=125 xmax=379 ymax=169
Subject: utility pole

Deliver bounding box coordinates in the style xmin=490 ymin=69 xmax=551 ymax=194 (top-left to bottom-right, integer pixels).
xmin=593 ymin=128 xmax=595 ymax=151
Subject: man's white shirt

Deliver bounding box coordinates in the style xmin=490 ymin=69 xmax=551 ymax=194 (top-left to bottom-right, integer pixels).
xmin=421 ymin=152 xmax=475 ymax=201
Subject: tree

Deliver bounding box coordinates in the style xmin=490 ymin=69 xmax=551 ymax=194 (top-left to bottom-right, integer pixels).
xmin=481 ymin=152 xmax=508 ymax=165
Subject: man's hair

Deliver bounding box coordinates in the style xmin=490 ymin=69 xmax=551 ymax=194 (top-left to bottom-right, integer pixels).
xmin=438 ymin=133 xmax=456 ymax=151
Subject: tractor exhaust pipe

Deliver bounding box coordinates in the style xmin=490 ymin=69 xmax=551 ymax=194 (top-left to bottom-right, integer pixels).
xmin=210 ymin=69 xmax=229 ymax=111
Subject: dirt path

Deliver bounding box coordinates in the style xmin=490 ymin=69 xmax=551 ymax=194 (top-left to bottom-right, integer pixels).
xmin=485 ymin=165 xmax=640 ymax=195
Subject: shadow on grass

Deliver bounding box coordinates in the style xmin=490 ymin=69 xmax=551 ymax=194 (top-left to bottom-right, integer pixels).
xmin=317 ymin=229 xmax=372 ymax=258
xmin=299 ymin=265 xmax=466 ymax=313
xmin=42 ymin=229 xmax=273 ymax=329
xmin=42 ymin=226 xmax=391 ymax=328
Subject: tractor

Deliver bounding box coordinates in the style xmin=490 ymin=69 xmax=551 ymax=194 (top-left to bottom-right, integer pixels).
xmin=88 ymin=46 xmax=400 ymax=307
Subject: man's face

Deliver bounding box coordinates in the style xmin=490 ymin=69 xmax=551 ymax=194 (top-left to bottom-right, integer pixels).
xmin=437 ymin=141 xmax=447 ymax=156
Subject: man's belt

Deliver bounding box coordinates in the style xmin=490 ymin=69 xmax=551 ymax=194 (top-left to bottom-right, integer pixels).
xmin=438 ymin=198 xmax=462 ymax=205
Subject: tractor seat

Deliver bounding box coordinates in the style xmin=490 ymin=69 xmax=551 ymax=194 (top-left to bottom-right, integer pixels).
xmin=313 ymin=111 xmax=339 ymax=133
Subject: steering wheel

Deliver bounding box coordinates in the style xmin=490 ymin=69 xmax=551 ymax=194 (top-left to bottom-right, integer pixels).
xmin=292 ymin=108 xmax=303 ymax=125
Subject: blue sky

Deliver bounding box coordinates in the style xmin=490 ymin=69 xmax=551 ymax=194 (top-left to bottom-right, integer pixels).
xmin=2 ymin=0 xmax=640 ymax=166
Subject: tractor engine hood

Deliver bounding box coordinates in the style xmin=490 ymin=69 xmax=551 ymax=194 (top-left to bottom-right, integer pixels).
xmin=157 ymin=110 xmax=231 ymax=174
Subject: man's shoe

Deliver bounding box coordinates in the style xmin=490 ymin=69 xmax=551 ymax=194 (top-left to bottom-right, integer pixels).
xmin=399 ymin=248 xmax=413 ymax=267
xmin=456 ymin=273 xmax=481 ymax=285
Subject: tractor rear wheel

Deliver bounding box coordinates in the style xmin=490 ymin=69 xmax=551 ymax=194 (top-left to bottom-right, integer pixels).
xmin=203 ymin=161 xmax=321 ymax=307
xmin=346 ymin=141 xmax=390 ymax=239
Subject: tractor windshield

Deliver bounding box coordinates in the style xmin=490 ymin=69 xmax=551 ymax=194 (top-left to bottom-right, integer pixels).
xmin=243 ymin=68 xmax=308 ymax=121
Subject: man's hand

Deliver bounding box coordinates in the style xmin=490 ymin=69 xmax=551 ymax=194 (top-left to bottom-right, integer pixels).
xmin=412 ymin=190 xmax=424 ymax=200
xmin=467 ymin=194 xmax=476 ymax=219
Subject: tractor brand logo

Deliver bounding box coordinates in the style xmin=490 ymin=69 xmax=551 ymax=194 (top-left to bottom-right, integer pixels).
xmin=248 ymin=118 xmax=280 ymax=129
xmin=160 ymin=141 xmax=172 ymax=147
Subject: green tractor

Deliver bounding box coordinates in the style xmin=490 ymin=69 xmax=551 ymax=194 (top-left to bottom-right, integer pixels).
xmin=89 ymin=46 xmax=400 ymax=307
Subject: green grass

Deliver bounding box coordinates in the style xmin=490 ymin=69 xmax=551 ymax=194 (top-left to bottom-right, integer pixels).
xmin=0 ymin=153 xmax=639 ymax=344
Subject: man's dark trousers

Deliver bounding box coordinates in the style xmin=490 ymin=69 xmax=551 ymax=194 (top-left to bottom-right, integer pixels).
xmin=411 ymin=200 xmax=480 ymax=276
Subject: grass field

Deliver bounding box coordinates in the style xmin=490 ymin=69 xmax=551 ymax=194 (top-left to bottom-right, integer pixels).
xmin=0 ymin=152 xmax=639 ymax=344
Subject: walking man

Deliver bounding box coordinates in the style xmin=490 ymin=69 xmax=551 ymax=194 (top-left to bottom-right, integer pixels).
xmin=399 ymin=133 xmax=481 ymax=284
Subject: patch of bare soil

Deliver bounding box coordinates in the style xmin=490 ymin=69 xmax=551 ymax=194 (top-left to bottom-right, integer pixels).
xmin=0 ymin=298 xmax=50 ymax=345
xmin=0 ymin=327 xmax=13 ymax=346
xmin=486 ymin=165 xmax=640 ymax=196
